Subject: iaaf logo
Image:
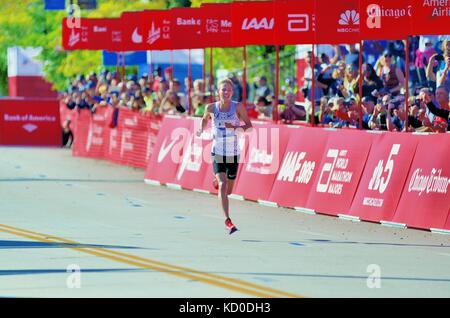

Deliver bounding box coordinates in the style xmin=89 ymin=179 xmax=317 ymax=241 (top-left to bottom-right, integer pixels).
xmin=276 ymin=151 xmax=316 ymax=184
xmin=242 ymin=17 xmax=274 ymax=30
xmin=366 ymin=4 xmax=412 ymax=29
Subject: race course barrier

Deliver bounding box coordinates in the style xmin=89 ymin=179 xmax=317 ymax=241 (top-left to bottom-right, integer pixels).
xmin=70 ymin=110 xmax=450 ymax=232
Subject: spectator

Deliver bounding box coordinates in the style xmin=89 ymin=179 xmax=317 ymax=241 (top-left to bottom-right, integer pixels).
xmin=280 ymin=92 xmax=306 ymax=124
xmin=255 ymin=96 xmax=272 ymax=119
xmin=361 ymin=63 xmax=383 ymax=103
xmin=376 ymin=52 xmax=405 ymax=96
xmin=255 ymin=76 xmax=271 ymax=99
xmin=159 ymin=90 xmax=185 ymax=115
xmin=61 ymin=119 xmax=73 ymax=148
xmin=422 ymin=86 xmax=450 ymax=131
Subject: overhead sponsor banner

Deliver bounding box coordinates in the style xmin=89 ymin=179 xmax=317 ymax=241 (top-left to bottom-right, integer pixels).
xmin=348 ymin=133 xmax=418 ymax=222
xmin=268 ymin=127 xmax=329 ymax=209
xmin=170 ymin=7 xmax=204 ymax=50
xmin=200 ymin=3 xmax=233 ymax=48
xmin=141 ymin=9 xmax=173 ymax=51
xmin=121 ymin=11 xmax=147 ymax=52
xmin=145 ymin=116 xmax=191 ymax=185
xmin=393 ymin=134 xmax=450 ymax=230
xmin=62 ymin=18 xmax=122 ymax=51
xmin=305 ymin=129 xmax=373 ymax=215
xmin=411 ymin=0 xmax=450 ymax=35
xmin=232 ymin=1 xmax=275 ymax=46
xmin=233 ymin=123 xmax=290 ymax=202
xmin=315 ymin=0 xmax=360 ymax=44
xmin=274 ymin=0 xmax=316 ymax=45
xmin=0 ymin=99 xmax=61 ymax=146
xmin=360 ymin=0 xmax=412 ymax=40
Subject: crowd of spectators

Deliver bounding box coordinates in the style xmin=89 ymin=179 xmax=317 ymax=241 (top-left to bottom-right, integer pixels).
xmin=62 ymin=36 xmax=450 ymax=144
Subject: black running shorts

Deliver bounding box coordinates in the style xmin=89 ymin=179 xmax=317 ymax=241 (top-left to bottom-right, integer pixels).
xmin=212 ymin=154 xmax=240 ymax=180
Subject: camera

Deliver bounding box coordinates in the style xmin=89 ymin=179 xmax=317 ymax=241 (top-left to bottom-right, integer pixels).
xmin=435 ymin=54 xmax=445 ymax=62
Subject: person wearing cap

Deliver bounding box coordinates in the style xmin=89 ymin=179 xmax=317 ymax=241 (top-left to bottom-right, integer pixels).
xmin=421 ymin=86 xmax=450 ymax=131
xmin=255 ymin=76 xmax=271 ymax=99
xmin=375 ymin=52 xmax=405 ymax=96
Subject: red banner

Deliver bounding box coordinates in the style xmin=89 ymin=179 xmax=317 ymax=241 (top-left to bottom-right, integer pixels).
xmin=315 ymin=0 xmax=360 ymax=44
xmin=141 ymin=10 xmax=173 ymax=51
xmin=144 ymin=116 xmax=191 ymax=185
xmin=200 ymin=3 xmax=233 ymax=48
xmin=232 ymin=123 xmax=290 ymax=202
xmin=121 ymin=11 xmax=147 ymax=52
xmin=62 ymin=18 xmax=122 ymax=51
xmin=232 ymin=1 xmax=275 ymax=46
xmin=348 ymin=132 xmax=418 ymax=222
xmin=274 ymin=0 xmax=316 ymax=45
xmin=170 ymin=7 xmax=205 ymax=50
xmin=268 ymin=127 xmax=329 ymax=209
xmin=411 ymin=0 xmax=450 ymax=35
xmin=360 ymin=0 xmax=411 ymax=40
xmin=0 ymin=98 xmax=61 ymax=146
xmin=392 ymin=134 xmax=450 ymax=230
xmin=305 ymin=129 xmax=372 ymax=215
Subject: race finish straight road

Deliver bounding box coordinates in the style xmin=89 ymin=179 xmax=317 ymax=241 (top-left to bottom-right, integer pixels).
xmin=0 ymin=147 xmax=449 ymax=298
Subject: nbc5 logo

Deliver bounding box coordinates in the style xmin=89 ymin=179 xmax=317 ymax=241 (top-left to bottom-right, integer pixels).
xmin=368 ymin=144 xmax=400 ymax=194
xmin=287 ymin=14 xmax=309 ymax=32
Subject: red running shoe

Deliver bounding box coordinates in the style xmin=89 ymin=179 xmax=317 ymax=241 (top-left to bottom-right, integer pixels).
xmin=225 ymin=218 xmax=238 ymax=235
xmin=212 ymin=178 xmax=219 ymax=190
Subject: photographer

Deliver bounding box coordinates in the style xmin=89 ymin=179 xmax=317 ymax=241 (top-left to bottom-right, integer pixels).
xmin=420 ymin=86 xmax=450 ymax=132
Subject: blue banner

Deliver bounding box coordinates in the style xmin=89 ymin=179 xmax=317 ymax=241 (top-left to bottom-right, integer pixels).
xmin=102 ymin=51 xmax=148 ymax=66
xmin=44 ymin=0 xmax=65 ymax=10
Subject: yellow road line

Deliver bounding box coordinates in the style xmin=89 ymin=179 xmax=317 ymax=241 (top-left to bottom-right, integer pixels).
xmin=0 ymin=223 xmax=305 ymax=298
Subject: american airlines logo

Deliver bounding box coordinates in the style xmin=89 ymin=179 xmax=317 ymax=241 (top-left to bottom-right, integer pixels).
xmin=147 ymin=22 xmax=161 ymax=45
xmin=287 ymin=14 xmax=309 ymax=32
xmin=242 ymin=17 xmax=274 ymax=30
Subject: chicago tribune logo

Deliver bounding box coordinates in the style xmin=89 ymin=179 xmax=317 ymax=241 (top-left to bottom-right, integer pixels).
xmin=408 ymin=168 xmax=449 ymax=196
xmin=337 ymin=9 xmax=360 ymax=33
xmin=242 ymin=17 xmax=274 ymax=30
xmin=366 ymin=4 xmax=412 ymax=29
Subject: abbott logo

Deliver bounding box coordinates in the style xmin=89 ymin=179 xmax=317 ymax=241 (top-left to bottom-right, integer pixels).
xmin=288 ymin=14 xmax=309 ymax=32
xmin=316 ymin=149 xmax=339 ymax=193
xmin=147 ymin=22 xmax=161 ymax=45
xmin=132 ymin=28 xmax=143 ymax=43
xmin=242 ymin=17 xmax=274 ymax=30
xmin=339 ymin=10 xmax=360 ymax=26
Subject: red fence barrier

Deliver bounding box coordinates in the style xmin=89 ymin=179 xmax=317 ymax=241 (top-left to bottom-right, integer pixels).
xmin=70 ymin=110 xmax=450 ymax=232
xmin=0 ymin=98 xmax=61 ymax=146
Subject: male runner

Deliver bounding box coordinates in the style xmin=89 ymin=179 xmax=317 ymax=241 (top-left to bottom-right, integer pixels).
xmin=196 ymin=79 xmax=252 ymax=234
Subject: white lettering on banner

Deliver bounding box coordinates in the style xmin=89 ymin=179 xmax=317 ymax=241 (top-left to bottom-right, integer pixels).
xmin=221 ymin=20 xmax=232 ymax=28
xmin=287 ymin=14 xmax=309 ymax=32
xmin=432 ymin=7 xmax=450 ymax=16
xmin=93 ymin=26 xmax=107 ymax=33
xmin=4 ymin=114 xmax=56 ymax=122
xmin=363 ymin=197 xmax=384 ymax=207
xmin=337 ymin=9 xmax=360 ymax=33
xmin=157 ymin=128 xmax=190 ymax=164
xmin=120 ymin=129 xmax=133 ymax=157
xmin=86 ymin=122 xmax=103 ymax=151
xmin=408 ymin=168 xmax=450 ymax=196
xmin=112 ymin=31 xmax=122 ymax=43
xmin=176 ymin=18 xmax=200 ymax=26
xmin=316 ymin=149 xmax=354 ymax=195
xmin=246 ymin=148 xmax=274 ymax=175
xmin=124 ymin=117 xmax=138 ymax=127
xmin=276 ymin=152 xmax=315 ymax=184
xmin=242 ymin=18 xmax=274 ymax=30
xmin=368 ymin=144 xmax=400 ymax=195
xmin=206 ymin=19 xmax=219 ymax=32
